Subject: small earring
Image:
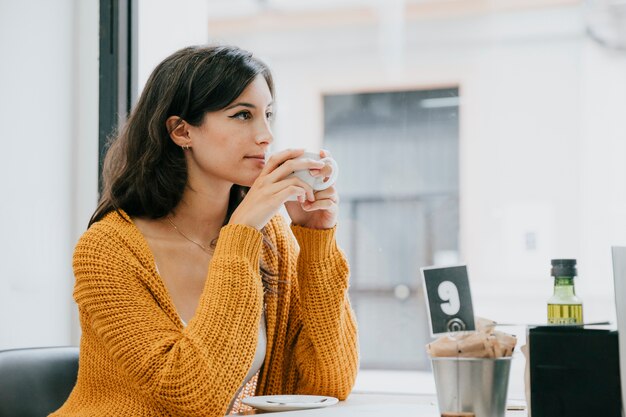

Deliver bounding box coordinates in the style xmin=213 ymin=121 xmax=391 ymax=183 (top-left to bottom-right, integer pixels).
xmin=182 ymin=144 xmax=190 ymax=150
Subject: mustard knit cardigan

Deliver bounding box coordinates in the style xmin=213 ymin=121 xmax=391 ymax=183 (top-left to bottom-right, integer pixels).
xmin=51 ymin=210 xmax=359 ymax=416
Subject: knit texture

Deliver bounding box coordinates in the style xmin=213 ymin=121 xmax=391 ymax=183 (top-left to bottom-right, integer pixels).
xmin=51 ymin=210 xmax=359 ymax=417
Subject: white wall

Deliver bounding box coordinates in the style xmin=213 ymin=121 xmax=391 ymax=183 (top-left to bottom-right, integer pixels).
xmin=0 ymin=0 xmax=99 ymax=349
xmin=137 ymin=0 xmax=210 ymax=92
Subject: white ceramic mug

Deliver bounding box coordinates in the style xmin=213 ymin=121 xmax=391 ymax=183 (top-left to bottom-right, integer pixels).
xmin=286 ymin=151 xmax=339 ymax=200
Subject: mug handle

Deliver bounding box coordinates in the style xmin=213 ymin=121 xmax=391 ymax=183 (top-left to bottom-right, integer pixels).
xmin=314 ymin=157 xmax=339 ymax=191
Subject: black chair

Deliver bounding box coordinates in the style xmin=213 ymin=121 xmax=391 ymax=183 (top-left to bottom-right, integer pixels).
xmin=0 ymin=346 xmax=79 ymax=417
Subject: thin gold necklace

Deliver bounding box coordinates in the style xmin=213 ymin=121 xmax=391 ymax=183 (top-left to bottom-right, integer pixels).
xmin=166 ymin=216 xmax=214 ymax=254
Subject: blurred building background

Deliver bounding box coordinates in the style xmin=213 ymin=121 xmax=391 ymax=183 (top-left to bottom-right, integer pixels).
xmin=2 ymin=0 xmax=626 ymax=396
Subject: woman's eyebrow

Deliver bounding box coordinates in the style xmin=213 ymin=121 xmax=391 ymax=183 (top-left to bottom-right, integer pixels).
xmin=224 ymin=102 xmax=255 ymax=111
xmin=224 ymin=101 xmax=274 ymax=111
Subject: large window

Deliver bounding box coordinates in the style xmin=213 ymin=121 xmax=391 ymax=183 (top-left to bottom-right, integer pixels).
xmin=324 ymin=88 xmax=459 ymax=369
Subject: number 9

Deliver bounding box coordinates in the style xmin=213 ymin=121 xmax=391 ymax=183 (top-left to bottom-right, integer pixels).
xmin=438 ymin=281 xmax=460 ymax=315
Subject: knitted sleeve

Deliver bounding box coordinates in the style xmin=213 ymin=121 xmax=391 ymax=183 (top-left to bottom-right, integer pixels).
xmin=72 ymin=221 xmax=264 ymax=417
xmin=268 ymin=216 xmax=359 ymax=400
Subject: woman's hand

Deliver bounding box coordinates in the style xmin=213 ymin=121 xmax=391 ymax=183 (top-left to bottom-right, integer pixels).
xmin=285 ymin=150 xmax=339 ymax=230
xmin=228 ymin=149 xmax=324 ymax=230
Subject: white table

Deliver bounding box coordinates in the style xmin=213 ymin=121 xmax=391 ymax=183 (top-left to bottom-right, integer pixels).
xmin=232 ymin=392 xmax=528 ymax=416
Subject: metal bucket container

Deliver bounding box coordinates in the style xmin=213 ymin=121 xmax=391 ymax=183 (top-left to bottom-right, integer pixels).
xmin=431 ymin=357 xmax=512 ymax=417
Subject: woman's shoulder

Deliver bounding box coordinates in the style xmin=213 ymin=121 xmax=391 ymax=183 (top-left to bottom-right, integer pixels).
xmin=76 ymin=209 xmax=139 ymax=253
xmin=72 ymin=210 xmax=155 ymax=282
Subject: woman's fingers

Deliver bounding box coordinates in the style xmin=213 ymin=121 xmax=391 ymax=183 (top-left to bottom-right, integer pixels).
xmin=269 ymin=176 xmax=316 ymax=202
xmin=300 ymin=186 xmax=339 ymax=211
xmin=311 ymin=187 xmax=339 ymax=203
xmin=312 ymin=149 xmax=334 ymax=181
xmin=276 ymin=185 xmax=307 ymax=203
xmin=260 ymin=148 xmax=305 ymax=176
xmin=301 ymin=198 xmax=337 ymax=212
xmin=319 ymin=149 xmax=332 ymax=158
xmin=230 ymin=175 xmax=311 ymax=229
xmin=313 ymin=164 xmax=334 ymax=180
xmin=234 ymin=148 xmax=339 ymax=229
xmin=264 ymin=157 xmax=325 ymax=184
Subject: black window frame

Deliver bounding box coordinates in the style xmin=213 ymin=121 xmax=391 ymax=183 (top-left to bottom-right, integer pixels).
xmin=98 ymin=0 xmax=137 ymax=191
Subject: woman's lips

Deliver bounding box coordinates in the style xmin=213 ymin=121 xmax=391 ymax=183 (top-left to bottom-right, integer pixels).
xmin=245 ymin=155 xmax=266 ymax=165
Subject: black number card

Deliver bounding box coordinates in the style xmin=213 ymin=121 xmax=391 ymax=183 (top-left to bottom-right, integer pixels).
xmin=421 ymin=265 xmax=475 ymax=336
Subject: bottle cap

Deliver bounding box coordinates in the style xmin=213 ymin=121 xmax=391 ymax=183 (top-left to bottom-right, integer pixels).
xmin=551 ymin=259 xmax=577 ymax=277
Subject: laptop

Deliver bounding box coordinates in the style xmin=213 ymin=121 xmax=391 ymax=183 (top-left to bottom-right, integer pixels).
xmin=612 ymin=246 xmax=626 ymax=416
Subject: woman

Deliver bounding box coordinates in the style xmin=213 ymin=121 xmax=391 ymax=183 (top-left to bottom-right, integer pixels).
xmin=52 ymin=45 xmax=358 ymax=416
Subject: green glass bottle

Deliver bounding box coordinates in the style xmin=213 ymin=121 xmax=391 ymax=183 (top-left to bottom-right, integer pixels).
xmin=547 ymin=259 xmax=583 ymax=325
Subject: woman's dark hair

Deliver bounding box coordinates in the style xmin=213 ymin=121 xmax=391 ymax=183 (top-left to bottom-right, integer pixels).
xmin=90 ymin=45 xmax=278 ymax=287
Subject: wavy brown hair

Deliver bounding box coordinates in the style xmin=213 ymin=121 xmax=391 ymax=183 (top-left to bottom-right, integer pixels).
xmin=90 ymin=45 xmax=278 ymax=288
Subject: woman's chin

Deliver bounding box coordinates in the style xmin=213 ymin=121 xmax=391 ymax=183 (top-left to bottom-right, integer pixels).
xmin=231 ymin=169 xmax=262 ymax=188
xmin=234 ymin=177 xmax=256 ymax=188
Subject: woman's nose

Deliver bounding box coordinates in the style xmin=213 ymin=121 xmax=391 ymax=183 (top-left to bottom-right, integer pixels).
xmin=255 ymin=121 xmax=273 ymax=145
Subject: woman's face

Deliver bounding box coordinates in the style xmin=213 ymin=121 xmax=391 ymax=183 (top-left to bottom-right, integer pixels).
xmin=186 ymin=75 xmax=274 ymax=188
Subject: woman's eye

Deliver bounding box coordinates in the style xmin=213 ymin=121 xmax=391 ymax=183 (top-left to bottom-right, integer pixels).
xmin=266 ymin=111 xmax=274 ymax=121
xmin=231 ymin=111 xmax=252 ymax=120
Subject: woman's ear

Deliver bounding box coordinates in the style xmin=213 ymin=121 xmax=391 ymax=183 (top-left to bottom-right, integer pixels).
xmin=166 ymin=116 xmax=192 ymax=148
